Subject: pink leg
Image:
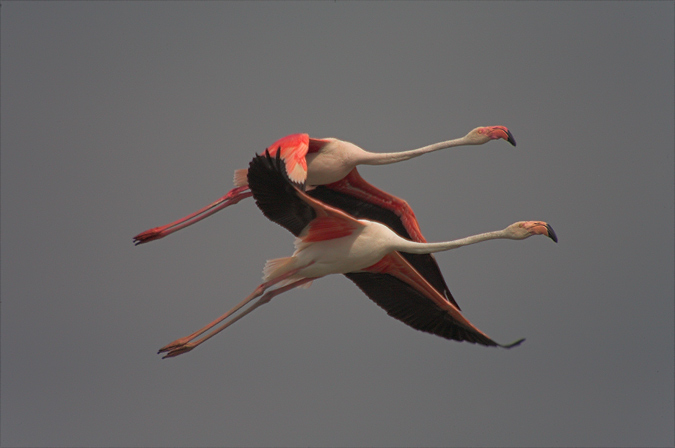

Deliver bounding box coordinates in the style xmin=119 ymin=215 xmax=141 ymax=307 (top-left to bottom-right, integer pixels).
xmin=133 ymin=186 xmax=253 ymax=245
xmin=157 ymin=262 xmax=314 ymax=357
xmin=160 ymin=277 xmax=314 ymax=358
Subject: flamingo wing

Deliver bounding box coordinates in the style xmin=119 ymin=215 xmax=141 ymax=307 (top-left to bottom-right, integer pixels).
xmin=247 ymin=150 xmax=314 ymax=236
xmin=346 ymin=271 xmax=521 ymax=347
xmin=323 ymin=168 xmax=426 ymax=241
xmin=248 ymin=150 xmax=365 ymax=239
xmin=308 ymin=170 xmax=459 ymax=309
xmin=264 ymin=133 xmax=311 ymax=186
xmin=237 ymin=133 xmax=312 ymax=189
xmin=349 ymin=253 xmax=522 ymax=348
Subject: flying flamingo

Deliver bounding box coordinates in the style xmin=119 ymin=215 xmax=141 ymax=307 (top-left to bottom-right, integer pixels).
xmin=158 ymin=150 xmax=556 ymax=358
xmin=134 ymin=126 xmax=515 ymax=245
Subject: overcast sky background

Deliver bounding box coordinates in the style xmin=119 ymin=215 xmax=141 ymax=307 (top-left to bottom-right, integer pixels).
xmin=2 ymin=2 xmax=673 ymax=447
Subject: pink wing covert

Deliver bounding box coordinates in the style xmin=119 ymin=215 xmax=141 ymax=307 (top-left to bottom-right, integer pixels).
xmin=324 ymin=168 xmax=427 ymax=243
xmin=365 ymin=252 xmax=487 ymax=334
xmin=265 ymin=133 xmax=310 ymax=185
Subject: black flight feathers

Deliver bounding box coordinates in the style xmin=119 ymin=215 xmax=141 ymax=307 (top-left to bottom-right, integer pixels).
xmin=247 ymin=149 xmax=315 ymax=237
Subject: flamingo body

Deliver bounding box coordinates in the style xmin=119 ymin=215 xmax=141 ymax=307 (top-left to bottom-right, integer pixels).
xmin=235 ymin=134 xmax=369 ymax=187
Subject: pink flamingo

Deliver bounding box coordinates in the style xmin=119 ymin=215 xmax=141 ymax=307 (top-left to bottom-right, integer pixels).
xmin=134 ymin=126 xmax=515 ymax=245
xmin=158 ymin=150 xmax=556 ymax=358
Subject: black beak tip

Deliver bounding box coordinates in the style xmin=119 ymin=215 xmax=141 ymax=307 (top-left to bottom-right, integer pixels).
xmin=546 ymin=224 xmax=558 ymax=243
xmin=507 ymin=129 xmax=516 ymax=147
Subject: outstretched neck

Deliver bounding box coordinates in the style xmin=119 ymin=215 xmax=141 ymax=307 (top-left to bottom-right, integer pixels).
xmin=395 ymin=229 xmax=509 ymax=255
xmin=358 ymin=136 xmax=472 ymax=166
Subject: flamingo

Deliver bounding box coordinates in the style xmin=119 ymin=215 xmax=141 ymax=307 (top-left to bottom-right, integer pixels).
xmin=158 ymin=150 xmax=556 ymax=358
xmin=134 ymin=126 xmax=515 ymax=245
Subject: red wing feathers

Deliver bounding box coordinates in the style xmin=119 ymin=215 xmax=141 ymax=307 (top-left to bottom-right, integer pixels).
xmin=365 ymin=252 xmax=487 ymax=337
xmin=325 ymin=168 xmax=427 ymax=243
xmin=366 ymin=254 xmax=456 ymax=312
xmin=303 ymin=215 xmax=360 ymax=243
xmin=266 ymin=133 xmax=310 ymax=185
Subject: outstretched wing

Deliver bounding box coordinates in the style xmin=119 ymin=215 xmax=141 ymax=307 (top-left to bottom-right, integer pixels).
xmin=309 ymin=168 xmax=460 ymax=310
xmin=322 ymin=168 xmax=426 ymax=241
xmin=247 ymin=150 xmax=315 ymax=236
xmin=265 ymin=133 xmax=311 ymax=186
xmin=346 ymin=270 xmax=522 ymax=348
xmin=349 ymin=252 xmax=522 ymax=348
xmin=247 ymin=151 xmax=365 ymax=240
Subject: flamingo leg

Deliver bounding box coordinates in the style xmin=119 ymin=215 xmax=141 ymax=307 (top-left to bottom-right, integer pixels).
xmin=158 ymin=262 xmax=314 ymax=357
xmin=161 ymin=277 xmax=314 ymax=358
xmin=133 ymin=186 xmax=253 ymax=245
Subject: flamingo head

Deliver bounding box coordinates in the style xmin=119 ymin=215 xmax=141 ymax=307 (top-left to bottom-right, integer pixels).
xmin=467 ymin=126 xmax=517 ymax=146
xmin=505 ymin=221 xmax=558 ymax=242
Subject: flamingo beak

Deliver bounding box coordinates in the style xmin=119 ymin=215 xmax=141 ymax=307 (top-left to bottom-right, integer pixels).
xmin=486 ymin=126 xmax=516 ymax=146
xmin=544 ymin=223 xmax=558 ymax=243
xmin=526 ymin=221 xmax=558 ymax=243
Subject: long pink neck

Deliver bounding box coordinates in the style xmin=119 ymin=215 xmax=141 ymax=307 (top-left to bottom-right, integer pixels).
xmin=358 ymin=136 xmax=473 ymax=165
xmin=394 ymin=229 xmax=511 ymax=255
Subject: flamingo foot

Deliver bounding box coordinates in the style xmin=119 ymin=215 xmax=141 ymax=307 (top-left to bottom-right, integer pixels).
xmin=161 ymin=343 xmax=196 ymax=359
xmin=157 ymin=336 xmax=193 ymax=354
xmin=133 ymin=227 xmax=167 ymax=245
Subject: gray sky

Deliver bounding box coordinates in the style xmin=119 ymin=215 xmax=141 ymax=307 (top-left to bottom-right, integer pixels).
xmin=2 ymin=2 xmax=673 ymax=447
